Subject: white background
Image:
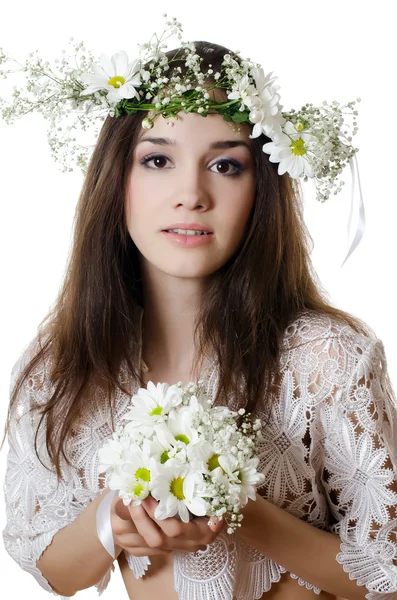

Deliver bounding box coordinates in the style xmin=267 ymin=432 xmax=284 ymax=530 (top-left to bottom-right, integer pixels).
xmin=0 ymin=0 xmax=395 ymax=597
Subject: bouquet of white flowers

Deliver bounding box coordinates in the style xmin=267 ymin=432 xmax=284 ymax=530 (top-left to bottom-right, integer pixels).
xmin=98 ymin=380 xmax=265 ymax=534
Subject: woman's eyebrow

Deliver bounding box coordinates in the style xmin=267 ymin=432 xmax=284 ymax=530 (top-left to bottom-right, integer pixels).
xmin=137 ymin=136 xmax=251 ymax=151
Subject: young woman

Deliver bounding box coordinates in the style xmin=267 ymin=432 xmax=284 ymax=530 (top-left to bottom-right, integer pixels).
xmin=2 ymin=32 xmax=397 ymax=600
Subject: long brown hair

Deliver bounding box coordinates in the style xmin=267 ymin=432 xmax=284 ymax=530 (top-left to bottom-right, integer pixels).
xmin=1 ymin=41 xmax=369 ymax=478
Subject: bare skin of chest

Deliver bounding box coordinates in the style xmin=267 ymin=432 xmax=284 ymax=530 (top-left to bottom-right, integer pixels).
xmin=140 ymin=368 xmax=196 ymax=388
xmin=118 ymin=552 xmax=339 ymax=599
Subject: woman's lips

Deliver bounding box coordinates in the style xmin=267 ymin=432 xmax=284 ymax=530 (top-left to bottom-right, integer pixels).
xmin=161 ymin=231 xmax=215 ymax=247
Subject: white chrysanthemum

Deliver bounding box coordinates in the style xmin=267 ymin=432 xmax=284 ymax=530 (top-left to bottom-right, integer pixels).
xmin=188 ymin=390 xmax=211 ymax=413
xmin=218 ymin=454 xmax=241 ymax=483
xmin=248 ymin=68 xmax=284 ymax=138
xmin=151 ymin=463 xmax=207 ymax=522
xmin=217 ymin=455 xmax=264 ymax=505
xmin=109 ymin=469 xmax=151 ymax=507
xmin=98 ymin=430 xmax=131 ymax=473
xmin=167 ymin=405 xmax=199 ymax=447
xmin=150 ymin=407 xmax=200 ymax=466
xmin=151 ymin=421 xmax=189 ymax=466
xmin=145 ymin=429 xmax=174 ymax=465
xmin=187 ymin=440 xmax=224 ymax=477
xmin=227 ymin=74 xmax=257 ymax=112
xmin=237 ymin=457 xmax=265 ymax=503
xmin=109 ymin=444 xmax=157 ymax=506
xmin=80 ymin=51 xmax=142 ymax=105
xmin=123 ymin=382 xmax=183 ymax=434
xmin=262 ymin=121 xmax=314 ymax=179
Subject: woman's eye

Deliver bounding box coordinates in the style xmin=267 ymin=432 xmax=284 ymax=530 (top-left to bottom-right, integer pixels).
xmin=140 ymin=154 xmax=170 ymax=169
xmin=210 ymin=160 xmax=244 ymax=176
xmin=139 ymin=155 xmax=244 ymax=176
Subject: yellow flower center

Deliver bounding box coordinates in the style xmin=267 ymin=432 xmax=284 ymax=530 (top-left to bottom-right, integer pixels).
xmin=295 ymin=120 xmax=304 ymax=131
xmin=108 ymin=75 xmax=125 ymax=88
xmin=160 ymin=450 xmax=170 ymax=464
xmin=150 ymin=406 xmax=163 ymax=416
xmin=207 ymin=453 xmax=220 ymax=471
xmin=135 ymin=467 xmax=151 ymax=482
xmin=290 ymin=138 xmax=306 ymax=156
xmin=128 ymin=482 xmax=145 ymax=497
xmin=175 ymin=434 xmax=190 ymax=445
xmin=170 ymin=476 xmax=185 ymax=500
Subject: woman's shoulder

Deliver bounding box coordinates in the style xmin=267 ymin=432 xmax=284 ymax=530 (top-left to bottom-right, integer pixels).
xmin=10 ymin=328 xmax=54 ymax=409
xmin=277 ymin=310 xmax=395 ymax=419
xmin=282 ymin=308 xmax=380 ymax=355
xmin=280 ymin=309 xmax=386 ymax=382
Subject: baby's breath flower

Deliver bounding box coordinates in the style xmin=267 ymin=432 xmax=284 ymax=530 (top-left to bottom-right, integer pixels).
xmin=0 ymin=15 xmax=359 ymax=202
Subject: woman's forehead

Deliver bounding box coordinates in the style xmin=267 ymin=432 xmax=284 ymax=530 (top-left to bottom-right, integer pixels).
xmin=137 ymin=111 xmax=253 ymax=147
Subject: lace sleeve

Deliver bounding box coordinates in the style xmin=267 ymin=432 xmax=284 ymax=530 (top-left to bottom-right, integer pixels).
xmin=2 ymin=340 xmax=114 ymax=598
xmin=315 ymin=337 xmax=397 ymax=599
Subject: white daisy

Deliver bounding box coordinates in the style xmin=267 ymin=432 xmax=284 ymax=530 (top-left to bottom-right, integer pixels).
xmin=98 ymin=428 xmax=131 ymax=472
xmin=187 ymin=389 xmax=210 ymax=413
xmin=218 ymin=454 xmax=241 ymax=483
xmin=227 ymin=74 xmax=257 ymax=112
xmin=151 ymin=463 xmax=207 ymax=522
xmin=218 ymin=454 xmax=264 ymax=505
xmin=123 ymin=382 xmax=183 ymax=435
xmin=109 ymin=469 xmax=151 ymax=507
xmin=80 ymin=51 xmax=142 ymax=105
xmin=152 ymin=420 xmax=189 ymax=465
xmin=145 ymin=429 xmax=174 ymax=465
xmin=187 ymin=440 xmax=224 ymax=477
xmin=167 ymin=405 xmax=199 ymax=447
xmin=237 ymin=457 xmax=265 ymax=503
xmin=109 ymin=444 xmax=157 ymax=506
xmin=262 ymin=121 xmax=314 ymax=179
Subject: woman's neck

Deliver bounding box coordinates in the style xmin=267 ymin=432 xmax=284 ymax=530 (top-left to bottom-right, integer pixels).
xmin=141 ymin=302 xmax=203 ymax=379
xmin=139 ymin=264 xmax=207 ymax=379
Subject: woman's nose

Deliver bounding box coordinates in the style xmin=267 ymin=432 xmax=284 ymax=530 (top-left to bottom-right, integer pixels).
xmin=172 ymin=164 xmax=211 ymax=210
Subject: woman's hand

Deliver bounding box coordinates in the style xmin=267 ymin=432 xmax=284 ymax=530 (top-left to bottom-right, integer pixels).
xmin=111 ymin=494 xmax=224 ymax=557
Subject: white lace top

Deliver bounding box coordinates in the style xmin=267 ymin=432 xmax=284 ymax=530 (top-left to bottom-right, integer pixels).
xmin=3 ymin=310 xmax=397 ymax=600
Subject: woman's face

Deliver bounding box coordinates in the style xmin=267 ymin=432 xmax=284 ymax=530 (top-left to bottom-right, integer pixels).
xmin=125 ymin=111 xmax=256 ymax=281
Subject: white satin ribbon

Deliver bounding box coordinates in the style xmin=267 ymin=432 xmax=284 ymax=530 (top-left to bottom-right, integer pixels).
xmin=340 ymin=147 xmax=366 ymax=267
xmin=96 ymin=489 xmax=151 ymax=576
xmin=96 ymin=488 xmax=118 ymax=559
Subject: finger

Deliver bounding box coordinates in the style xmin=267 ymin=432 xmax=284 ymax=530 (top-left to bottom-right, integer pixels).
xmin=141 ymin=496 xmax=185 ymax=539
xmin=117 ymin=531 xmax=172 ymax=555
xmin=145 ymin=497 xmax=212 ymax=542
xmin=188 ymin=517 xmax=220 ymax=544
xmin=111 ymin=512 xmax=138 ymax=537
xmin=126 ymin=547 xmax=173 ymax=557
xmin=140 ymin=498 xmax=222 ymax=548
xmin=114 ymin=498 xmax=133 ymax=521
xmin=207 ymin=516 xmax=224 ymax=534
xmin=128 ymin=502 xmax=165 ymax=549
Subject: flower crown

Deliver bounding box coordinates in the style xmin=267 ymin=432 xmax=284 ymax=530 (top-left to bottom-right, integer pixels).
xmin=0 ymin=16 xmax=360 ymax=204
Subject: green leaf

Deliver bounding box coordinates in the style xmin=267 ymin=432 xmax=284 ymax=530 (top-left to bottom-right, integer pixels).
xmin=230 ymin=110 xmax=250 ymax=124
xmin=222 ymin=113 xmax=233 ymax=122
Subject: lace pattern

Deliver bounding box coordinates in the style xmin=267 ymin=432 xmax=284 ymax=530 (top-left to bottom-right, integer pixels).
xmin=3 ymin=310 xmax=397 ymax=600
